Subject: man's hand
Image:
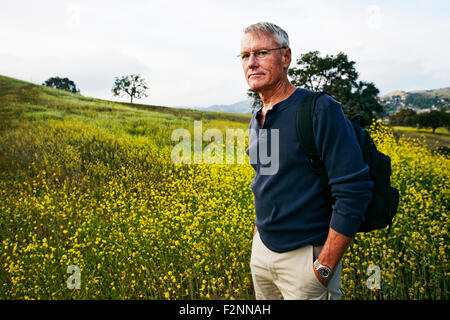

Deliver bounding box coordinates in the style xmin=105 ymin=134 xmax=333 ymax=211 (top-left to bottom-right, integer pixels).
xmin=253 ymin=226 xmax=258 ymax=237
xmin=313 ymin=227 xmax=353 ymax=287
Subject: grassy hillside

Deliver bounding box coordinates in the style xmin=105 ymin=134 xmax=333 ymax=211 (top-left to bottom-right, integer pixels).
xmin=0 ymin=75 xmax=250 ymax=132
xmin=0 ymin=75 xmax=448 ymax=300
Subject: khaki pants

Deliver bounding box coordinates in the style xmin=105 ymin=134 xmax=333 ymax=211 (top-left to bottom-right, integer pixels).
xmin=250 ymin=232 xmax=343 ymax=300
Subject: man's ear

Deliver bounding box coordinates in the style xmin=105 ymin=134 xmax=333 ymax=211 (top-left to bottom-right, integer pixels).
xmin=282 ymin=47 xmax=292 ymax=70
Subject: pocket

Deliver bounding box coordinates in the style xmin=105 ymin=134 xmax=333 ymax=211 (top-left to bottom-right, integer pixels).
xmin=251 ymin=230 xmax=260 ymax=255
xmin=309 ymin=245 xmax=328 ymax=290
xmin=250 ymin=232 xmax=258 ymax=268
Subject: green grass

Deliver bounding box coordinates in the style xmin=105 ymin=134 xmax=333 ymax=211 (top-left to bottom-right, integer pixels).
xmin=390 ymin=125 xmax=450 ymax=151
xmin=0 ymin=74 xmax=250 ymax=142
xmin=391 ymin=126 xmax=449 ymax=136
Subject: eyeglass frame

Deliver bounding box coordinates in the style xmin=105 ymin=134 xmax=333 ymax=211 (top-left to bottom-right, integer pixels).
xmin=237 ymin=47 xmax=287 ymax=61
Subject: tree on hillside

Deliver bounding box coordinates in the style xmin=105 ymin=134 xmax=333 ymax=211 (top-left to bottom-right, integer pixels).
xmin=43 ymin=76 xmax=80 ymax=93
xmin=112 ymin=74 xmax=148 ymax=104
xmin=247 ymin=51 xmax=385 ymax=125
xmin=389 ymin=108 xmax=417 ymax=126
xmin=416 ymin=109 xmax=450 ymax=134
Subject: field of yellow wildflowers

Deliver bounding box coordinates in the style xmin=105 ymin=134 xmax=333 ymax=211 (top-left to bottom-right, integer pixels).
xmin=0 ymin=75 xmax=448 ymax=300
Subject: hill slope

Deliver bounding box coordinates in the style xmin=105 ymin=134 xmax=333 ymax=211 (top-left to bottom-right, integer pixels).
xmin=0 ymin=74 xmax=251 ymax=132
xmin=381 ymin=87 xmax=450 ymax=114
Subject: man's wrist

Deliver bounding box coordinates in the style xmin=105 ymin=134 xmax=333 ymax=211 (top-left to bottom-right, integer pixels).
xmin=313 ymin=259 xmax=333 ymax=279
xmin=316 ymin=255 xmax=336 ymax=272
xmin=316 ymin=227 xmax=353 ymax=271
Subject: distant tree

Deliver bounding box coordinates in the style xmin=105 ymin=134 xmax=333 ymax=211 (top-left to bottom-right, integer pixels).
xmin=42 ymin=76 xmax=80 ymax=93
xmin=247 ymin=89 xmax=263 ymax=114
xmin=248 ymin=51 xmax=385 ymax=124
xmin=112 ymin=74 xmax=148 ymax=104
xmin=389 ymin=108 xmax=417 ymax=126
xmin=344 ymin=81 xmax=385 ymax=120
xmin=445 ymin=109 xmax=450 ymax=132
xmin=288 ymin=51 xmax=384 ymax=125
xmin=288 ymin=51 xmax=358 ymax=97
xmin=416 ymin=110 xmax=450 ymax=134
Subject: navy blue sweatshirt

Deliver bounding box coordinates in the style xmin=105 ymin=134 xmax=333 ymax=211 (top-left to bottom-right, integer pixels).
xmin=246 ymin=88 xmax=373 ymax=253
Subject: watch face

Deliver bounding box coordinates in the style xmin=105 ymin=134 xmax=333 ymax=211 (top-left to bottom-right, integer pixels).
xmin=319 ymin=268 xmax=331 ymax=278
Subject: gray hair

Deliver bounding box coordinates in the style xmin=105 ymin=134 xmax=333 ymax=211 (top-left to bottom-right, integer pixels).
xmin=244 ymin=22 xmax=290 ymax=48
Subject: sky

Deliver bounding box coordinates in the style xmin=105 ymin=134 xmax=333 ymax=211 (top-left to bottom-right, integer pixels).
xmin=1 ymin=0 xmax=449 ymax=108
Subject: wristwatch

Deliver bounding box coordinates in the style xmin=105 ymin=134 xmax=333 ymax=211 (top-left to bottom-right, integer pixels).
xmin=313 ymin=259 xmax=332 ymax=279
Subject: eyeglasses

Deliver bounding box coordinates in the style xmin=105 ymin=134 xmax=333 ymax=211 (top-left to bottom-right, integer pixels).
xmin=238 ymin=47 xmax=287 ymax=61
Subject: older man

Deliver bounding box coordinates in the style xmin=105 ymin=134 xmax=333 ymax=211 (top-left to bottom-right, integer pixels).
xmin=242 ymin=22 xmax=374 ymax=300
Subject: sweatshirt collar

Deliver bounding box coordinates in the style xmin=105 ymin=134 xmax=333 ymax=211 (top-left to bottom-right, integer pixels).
xmin=255 ymin=87 xmax=300 ymax=121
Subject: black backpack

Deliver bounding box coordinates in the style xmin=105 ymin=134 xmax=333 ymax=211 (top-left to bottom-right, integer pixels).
xmin=296 ymin=91 xmax=399 ymax=233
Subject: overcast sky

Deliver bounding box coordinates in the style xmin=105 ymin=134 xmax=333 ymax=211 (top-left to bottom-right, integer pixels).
xmin=1 ymin=0 xmax=449 ymax=107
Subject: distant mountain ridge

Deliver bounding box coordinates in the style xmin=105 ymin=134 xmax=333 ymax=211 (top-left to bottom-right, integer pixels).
xmin=380 ymin=87 xmax=450 ymax=115
xmin=202 ymin=100 xmax=253 ymax=114
xmin=172 ymin=100 xmax=253 ymax=114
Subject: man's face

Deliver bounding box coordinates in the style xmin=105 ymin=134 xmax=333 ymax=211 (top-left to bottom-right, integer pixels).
xmin=240 ymin=31 xmax=291 ymax=92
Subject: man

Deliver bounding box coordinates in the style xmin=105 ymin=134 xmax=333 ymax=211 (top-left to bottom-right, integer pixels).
xmin=242 ymin=22 xmax=374 ymax=300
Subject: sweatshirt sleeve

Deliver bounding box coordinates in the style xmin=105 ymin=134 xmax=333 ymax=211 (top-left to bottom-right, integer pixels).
xmin=312 ymin=94 xmax=374 ymax=238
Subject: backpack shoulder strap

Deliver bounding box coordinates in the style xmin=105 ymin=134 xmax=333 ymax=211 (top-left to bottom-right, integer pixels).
xmin=296 ymin=90 xmax=334 ymax=208
xmin=296 ymin=90 xmax=326 ymax=162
